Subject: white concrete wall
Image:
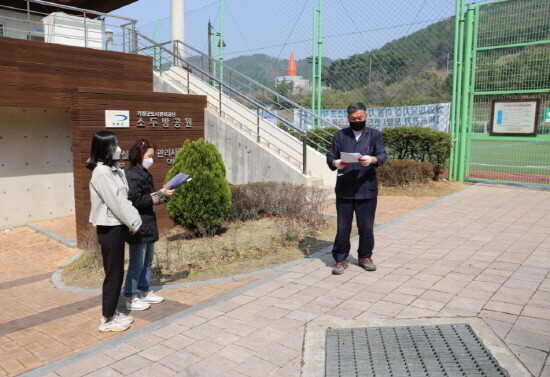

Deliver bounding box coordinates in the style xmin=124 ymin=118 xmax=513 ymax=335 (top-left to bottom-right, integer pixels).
xmin=43 ymin=12 xmax=103 ymax=49
xmin=0 ymin=9 xmax=43 ymax=40
xmin=205 ymin=110 xmax=308 ymax=185
xmin=154 ymin=69 xmax=336 ymax=187
xmin=0 ymin=107 xmax=74 ymax=229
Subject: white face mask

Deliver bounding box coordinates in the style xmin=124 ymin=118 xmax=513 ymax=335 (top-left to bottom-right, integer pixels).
xmin=112 ymin=146 xmax=122 ymax=160
xmin=142 ymin=157 xmax=154 ymax=170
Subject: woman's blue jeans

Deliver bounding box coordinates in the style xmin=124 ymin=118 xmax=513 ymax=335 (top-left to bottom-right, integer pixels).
xmin=124 ymin=243 xmax=154 ymax=298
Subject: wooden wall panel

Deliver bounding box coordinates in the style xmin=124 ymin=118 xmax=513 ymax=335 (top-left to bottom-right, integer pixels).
xmin=72 ymin=88 xmax=207 ymax=247
xmin=0 ymin=37 xmax=207 ymax=246
xmin=0 ymin=37 xmax=152 ymax=108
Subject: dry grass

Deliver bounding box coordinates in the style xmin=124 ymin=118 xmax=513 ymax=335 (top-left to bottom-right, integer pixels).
xmin=62 ymin=181 xmax=468 ymax=289
xmin=62 ymin=215 xmax=355 ymax=289
xmin=380 ymin=180 xmax=472 ymax=197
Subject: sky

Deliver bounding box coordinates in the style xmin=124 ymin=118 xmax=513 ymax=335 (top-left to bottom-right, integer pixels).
xmin=114 ymin=0 xmax=458 ymax=61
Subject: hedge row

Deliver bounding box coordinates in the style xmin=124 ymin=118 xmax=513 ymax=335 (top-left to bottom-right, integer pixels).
xmin=298 ymin=125 xmax=451 ymax=179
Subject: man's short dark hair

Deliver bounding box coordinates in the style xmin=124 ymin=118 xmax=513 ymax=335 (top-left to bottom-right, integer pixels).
xmin=347 ymin=102 xmax=367 ymax=115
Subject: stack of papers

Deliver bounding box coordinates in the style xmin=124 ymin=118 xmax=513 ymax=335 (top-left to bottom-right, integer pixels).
xmin=163 ymin=173 xmax=192 ymax=189
xmin=340 ymin=152 xmax=363 ymax=163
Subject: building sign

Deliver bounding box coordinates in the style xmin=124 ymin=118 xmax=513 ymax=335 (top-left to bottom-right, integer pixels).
xmin=294 ymin=103 xmax=450 ymax=132
xmin=105 ymin=110 xmax=130 ymax=128
xmin=490 ymin=100 xmax=540 ymax=136
xmin=105 ymin=110 xmax=194 ymax=167
xmin=136 ymin=111 xmax=192 ymax=129
xmin=117 ymin=147 xmax=181 ymax=168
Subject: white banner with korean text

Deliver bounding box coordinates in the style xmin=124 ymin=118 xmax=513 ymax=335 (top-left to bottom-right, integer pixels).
xmin=294 ymin=103 xmax=450 ymax=132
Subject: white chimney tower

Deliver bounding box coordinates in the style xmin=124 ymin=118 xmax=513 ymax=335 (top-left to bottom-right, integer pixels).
xmin=171 ymin=0 xmax=185 ymax=57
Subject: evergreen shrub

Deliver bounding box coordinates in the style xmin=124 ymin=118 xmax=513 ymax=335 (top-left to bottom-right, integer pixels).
xmin=381 ymin=126 xmax=451 ymax=178
xmin=165 ymin=139 xmax=231 ymax=235
xmin=377 ymin=159 xmax=434 ymax=186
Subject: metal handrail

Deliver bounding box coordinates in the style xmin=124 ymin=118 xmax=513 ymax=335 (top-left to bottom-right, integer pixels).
xmin=171 ymin=40 xmax=341 ymax=155
xmin=139 ymin=39 xmax=333 ymax=133
xmin=137 ymin=34 xmax=310 ymax=135
xmin=136 ymin=32 xmax=314 ymax=173
xmin=11 ymin=0 xmax=138 ymax=22
xmin=2 ymin=0 xmax=139 ymax=51
xmin=142 ymin=38 xmax=339 ymax=144
xmin=173 ymin=40 xmax=338 ymax=128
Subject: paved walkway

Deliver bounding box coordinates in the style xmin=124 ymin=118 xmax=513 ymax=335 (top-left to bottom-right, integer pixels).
xmin=324 ymin=195 xmax=441 ymax=223
xmin=3 ymin=184 xmax=550 ymax=377
xmin=0 ymin=227 xmax=259 ymax=377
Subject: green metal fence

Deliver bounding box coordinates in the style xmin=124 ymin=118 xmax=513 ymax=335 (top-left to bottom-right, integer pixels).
xmin=449 ymin=0 xmax=550 ymax=185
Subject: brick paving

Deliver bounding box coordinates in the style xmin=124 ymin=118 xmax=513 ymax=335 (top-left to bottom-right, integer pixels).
xmin=4 ymin=183 xmax=550 ymax=377
xmin=32 ymin=217 xmax=77 ymax=246
xmin=0 ymin=227 xmax=258 ymax=377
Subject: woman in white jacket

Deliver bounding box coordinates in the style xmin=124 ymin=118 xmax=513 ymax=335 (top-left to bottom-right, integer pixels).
xmin=87 ymin=131 xmax=142 ymax=332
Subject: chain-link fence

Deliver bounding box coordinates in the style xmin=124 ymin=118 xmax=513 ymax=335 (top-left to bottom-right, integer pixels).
xmin=139 ymin=1 xmax=461 ymax=109
xmin=460 ymin=0 xmax=550 ymax=185
xmin=136 ymin=0 xmax=464 ymax=151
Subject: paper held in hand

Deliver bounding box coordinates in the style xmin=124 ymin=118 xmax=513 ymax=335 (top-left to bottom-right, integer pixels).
xmin=163 ymin=172 xmax=192 ymax=189
xmin=340 ymin=152 xmax=363 ymax=163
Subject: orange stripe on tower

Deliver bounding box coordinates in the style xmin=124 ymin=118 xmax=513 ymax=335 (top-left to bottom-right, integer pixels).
xmin=288 ymin=51 xmax=297 ymax=76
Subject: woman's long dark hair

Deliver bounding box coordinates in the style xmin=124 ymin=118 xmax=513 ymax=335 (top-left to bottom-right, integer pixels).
xmin=128 ymin=138 xmax=156 ymax=166
xmin=86 ymin=131 xmax=117 ymax=170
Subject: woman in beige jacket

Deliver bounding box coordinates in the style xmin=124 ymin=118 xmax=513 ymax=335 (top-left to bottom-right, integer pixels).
xmin=87 ymin=131 xmax=142 ymax=332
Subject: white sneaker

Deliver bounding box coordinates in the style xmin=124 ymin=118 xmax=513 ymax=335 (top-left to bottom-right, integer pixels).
xmin=114 ymin=310 xmax=134 ymax=324
xmin=126 ymin=298 xmax=151 ymax=311
xmin=98 ymin=316 xmax=130 ymax=332
xmin=141 ymin=291 xmax=164 ymax=304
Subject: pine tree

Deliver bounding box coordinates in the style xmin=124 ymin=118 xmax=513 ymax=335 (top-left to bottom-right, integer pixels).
xmin=165 ymin=139 xmax=231 ymax=235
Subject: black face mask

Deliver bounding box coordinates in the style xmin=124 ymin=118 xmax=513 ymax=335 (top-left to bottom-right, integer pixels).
xmin=349 ymin=121 xmax=366 ymax=131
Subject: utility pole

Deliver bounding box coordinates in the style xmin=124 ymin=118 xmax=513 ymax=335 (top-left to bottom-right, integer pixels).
xmin=369 ymin=57 xmax=372 ymax=84
xmin=310 ymin=0 xmax=323 ymax=129
xmin=210 ymin=1 xmax=226 ymax=89
xmin=154 ymin=18 xmax=160 ymax=72
xmin=218 ymin=0 xmax=225 ymax=86
xmin=208 ymin=20 xmax=213 ymax=84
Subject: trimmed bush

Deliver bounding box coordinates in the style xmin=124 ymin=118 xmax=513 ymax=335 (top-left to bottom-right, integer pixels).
xmin=377 ymin=159 xmax=434 ymax=186
xmin=381 ymin=126 xmax=451 ymax=178
xmin=229 ymin=181 xmax=327 ymax=225
xmin=165 ymin=139 xmax=231 ymax=235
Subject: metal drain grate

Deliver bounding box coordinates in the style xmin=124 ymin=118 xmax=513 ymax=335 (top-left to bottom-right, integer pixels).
xmin=325 ymin=324 xmax=508 ymax=377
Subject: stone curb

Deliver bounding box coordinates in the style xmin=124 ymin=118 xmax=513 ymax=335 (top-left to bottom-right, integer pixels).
xmin=34 ymin=182 xmax=481 ymax=294
xmin=21 ymin=182 xmax=487 ymax=377
xmin=28 ymin=223 xmax=77 ymax=248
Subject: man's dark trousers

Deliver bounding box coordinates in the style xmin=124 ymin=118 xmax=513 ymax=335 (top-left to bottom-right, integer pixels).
xmin=332 ymin=197 xmax=377 ymax=262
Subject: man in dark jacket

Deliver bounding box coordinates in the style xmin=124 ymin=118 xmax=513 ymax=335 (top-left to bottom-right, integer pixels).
xmin=326 ymin=102 xmax=387 ymax=275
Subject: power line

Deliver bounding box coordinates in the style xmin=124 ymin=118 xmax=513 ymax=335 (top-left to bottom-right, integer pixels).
xmin=386 ymin=0 xmax=430 ymax=103
xmin=226 ymin=0 xmax=253 ymax=56
xmin=187 ymin=1 xmax=218 ymax=14
xmin=336 ymin=0 xmax=399 ymax=87
xmin=221 ymin=16 xmax=447 ymax=59
xmin=264 ymin=0 xmax=311 ymax=81
xmin=223 ymin=38 xmax=312 ymax=58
